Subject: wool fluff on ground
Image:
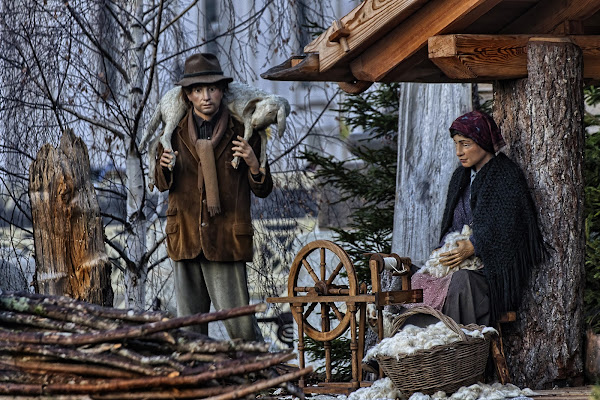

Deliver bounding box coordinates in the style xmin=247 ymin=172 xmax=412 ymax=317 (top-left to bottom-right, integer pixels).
xmin=418 ymin=225 xmax=482 ymax=278
xmin=363 ymin=321 xmax=497 ymax=362
xmin=334 ymin=381 xmax=535 ymax=400
xmin=407 ymin=382 xmax=537 ymax=400
xmin=335 ymin=377 xmax=400 ymax=400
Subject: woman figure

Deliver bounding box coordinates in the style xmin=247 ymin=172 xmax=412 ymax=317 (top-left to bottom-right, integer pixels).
xmin=414 ymin=110 xmax=547 ymax=326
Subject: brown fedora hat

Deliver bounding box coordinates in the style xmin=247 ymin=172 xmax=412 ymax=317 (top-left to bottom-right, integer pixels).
xmin=176 ymin=53 xmax=233 ymax=87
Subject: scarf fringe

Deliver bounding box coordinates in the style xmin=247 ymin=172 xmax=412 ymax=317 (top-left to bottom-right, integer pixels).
xmin=485 ymin=213 xmax=549 ymax=321
xmin=208 ymin=205 xmax=221 ymax=217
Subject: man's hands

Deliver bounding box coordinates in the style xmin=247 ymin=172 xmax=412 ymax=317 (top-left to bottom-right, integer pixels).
xmin=232 ymin=136 xmax=260 ymax=175
xmin=439 ymin=239 xmax=475 ymax=268
xmin=160 ymin=148 xmax=178 ymax=169
xmin=160 ymin=137 xmax=260 ymax=174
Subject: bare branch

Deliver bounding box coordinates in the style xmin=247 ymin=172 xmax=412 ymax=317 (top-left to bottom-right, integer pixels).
xmin=272 ymin=89 xmax=340 ymax=165
xmin=58 ymin=105 xmax=125 ymax=140
xmin=141 ymin=0 xmax=200 ymax=49
xmin=62 ymin=1 xmax=130 ymax=84
xmin=155 ymin=0 xmax=274 ymax=66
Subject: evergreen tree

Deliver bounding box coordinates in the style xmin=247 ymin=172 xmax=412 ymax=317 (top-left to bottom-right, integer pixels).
xmin=583 ymin=85 xmax=600 ymax=333
xmin=302 ymin=83 xmax=399 ymax=284
xmin=299 ymin=83 xmax=399 ymax=380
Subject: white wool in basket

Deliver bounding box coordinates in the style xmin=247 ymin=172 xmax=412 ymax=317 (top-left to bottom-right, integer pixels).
xmin=418 ymin=225 xmax=482 ymax=278
xmin=363 ymin=321 xmax=497 ymax=362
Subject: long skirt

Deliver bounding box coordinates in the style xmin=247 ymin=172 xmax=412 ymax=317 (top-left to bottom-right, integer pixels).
xmin=384 ymin=268 xmax=490 ymax=328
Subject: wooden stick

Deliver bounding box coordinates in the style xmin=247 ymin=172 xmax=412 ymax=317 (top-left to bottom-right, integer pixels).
xmin=175 ymin=337 xmax=270 ymax=354
xmin=0 ymin=357 xmax=140 ymax=379
xmin=0 ymin=351 xmax=295 ymax=395
xmin=0 ymin=303 xmax=122 ymax=331
xmin=263 ymin=367 xmax=306 ymax=400
xmin=0 ymin=303 xmax=267 ymax=345
xmin=91 ymin=386 xmax=231 ymax=399
xmin=205 ymin=366 xmax=313 ymax=400
xmin=113 ymin=347 xmax=189 ymax=373
xmin=0 ymin=311 xmax=89 ymax=333
xmin=0 ymin=342 xmax=163 ymax=376
xmin=0 ymin=291 xmax=168 ymax=323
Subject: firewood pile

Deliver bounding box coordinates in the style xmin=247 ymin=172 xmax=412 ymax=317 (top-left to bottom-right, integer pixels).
xmin=0 ymin=291 xmax=309 ymax=399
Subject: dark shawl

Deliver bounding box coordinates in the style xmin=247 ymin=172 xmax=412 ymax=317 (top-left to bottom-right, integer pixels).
xmin=440 ymin=153 xmax=547 ymax=321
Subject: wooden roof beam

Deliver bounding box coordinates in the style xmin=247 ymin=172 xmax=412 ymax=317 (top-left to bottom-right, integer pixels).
xmin=500 ymin=0 xmax=600 ymax=34
xmin=428 ymin=34 xmax=600 ymax=81
xmin=260 ymin=54 xmax=355 ymax=82
xmin=349 ymin=0 xmax=502 ymax=83
xmin=303 ymin=0 xmax=428 ymax=73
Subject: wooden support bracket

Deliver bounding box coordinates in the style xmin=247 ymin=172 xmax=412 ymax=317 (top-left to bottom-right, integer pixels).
xmin=329 ymin=20 xmax=351 ymax=53
xmin=428 ymin=34 xmax=600 ymax=81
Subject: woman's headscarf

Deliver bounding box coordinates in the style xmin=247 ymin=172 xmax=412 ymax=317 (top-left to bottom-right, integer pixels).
xmin=449 ymin=111 xmax=505 ymax=153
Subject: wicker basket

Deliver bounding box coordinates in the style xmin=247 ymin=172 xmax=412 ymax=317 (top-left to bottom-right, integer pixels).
xmin=376 ymin=306 xmax=492 ymax=396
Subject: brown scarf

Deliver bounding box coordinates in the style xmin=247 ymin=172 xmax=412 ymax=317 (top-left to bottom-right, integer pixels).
xmin=188 ymin=107 xmax=229 ymax=216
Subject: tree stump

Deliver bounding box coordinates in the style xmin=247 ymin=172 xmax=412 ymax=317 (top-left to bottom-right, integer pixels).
xmin=28 ymin=129 xmax=113 ymax=306
xmin=494 ymin=39 xmax=585 ymax=388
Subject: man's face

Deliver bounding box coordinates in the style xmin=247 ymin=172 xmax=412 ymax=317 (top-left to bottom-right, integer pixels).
xmin=186 ymin=84 xmax=224 ymax=120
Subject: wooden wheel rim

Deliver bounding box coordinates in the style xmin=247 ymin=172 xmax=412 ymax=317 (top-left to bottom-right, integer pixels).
xmin=288 ymin=240 xmax=357 ymax=341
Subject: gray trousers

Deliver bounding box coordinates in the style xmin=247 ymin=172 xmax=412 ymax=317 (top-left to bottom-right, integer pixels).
xmin=174 ymin=255 xmax=261 ymax=341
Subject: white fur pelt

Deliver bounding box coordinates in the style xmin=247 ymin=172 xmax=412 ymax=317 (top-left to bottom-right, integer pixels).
xmin=139 ymin=86 xmax=187 ymax=190
xmin=139 ymin=83 xmax=290 ymax=190
xmin=418 ymin=225 xmax=482 ymax=278
xmin=224 ymin=82 xmax=290 ymax=173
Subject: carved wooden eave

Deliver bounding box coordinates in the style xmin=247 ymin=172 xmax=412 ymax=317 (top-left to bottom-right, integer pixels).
xmin=428 ymin=35 xmax=600 ymax=81
xmin=261 ymin=0 xmax=600 ymax=92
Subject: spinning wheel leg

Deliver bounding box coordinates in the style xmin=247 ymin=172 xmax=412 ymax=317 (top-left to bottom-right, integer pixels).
xmin=323 ymin=303 xmax=332 ymax=382
xmin=349 ymin=304 xmax=359 ymax=388
xmin=358 ymin=301 xmax=367 ymax=379
xmin=293 ymin=303 xmax=306 ymax=388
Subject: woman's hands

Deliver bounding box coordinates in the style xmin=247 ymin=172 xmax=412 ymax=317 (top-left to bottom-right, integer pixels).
xmin=232 ymin=136 xmax=260 ymax=175
xmin=439 ymin=239 xmax=475 ymax=268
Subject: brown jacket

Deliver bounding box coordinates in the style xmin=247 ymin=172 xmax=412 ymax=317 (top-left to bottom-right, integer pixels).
xmin=154 ymin=108 xmax=273 ymax=262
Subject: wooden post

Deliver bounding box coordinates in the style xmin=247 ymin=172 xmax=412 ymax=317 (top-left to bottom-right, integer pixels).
xmin=28 ymin=129 xmax=113 ymax=306
xmin=493 ymin=38 xmax=585 ymax=388
xmin=392 ymin=83 xmax=472 ymax=263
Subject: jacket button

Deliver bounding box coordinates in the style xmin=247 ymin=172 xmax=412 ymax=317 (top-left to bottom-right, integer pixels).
xmin=201 ymin=222 xmax=207 ymax=227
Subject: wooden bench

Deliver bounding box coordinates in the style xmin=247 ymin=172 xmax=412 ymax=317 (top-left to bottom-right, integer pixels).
xmin=490 ymin=311 xmax=516 ymax=384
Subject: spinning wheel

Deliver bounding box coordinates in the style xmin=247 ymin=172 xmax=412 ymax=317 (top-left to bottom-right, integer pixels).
xmin=268 ymin=239 xmax=422 ymax=394
xmin=288 ymin=240 xmax=358 ymax=342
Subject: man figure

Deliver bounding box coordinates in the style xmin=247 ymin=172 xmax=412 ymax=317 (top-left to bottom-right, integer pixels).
xmin=154 ymin=53 xmax=273 ymax=341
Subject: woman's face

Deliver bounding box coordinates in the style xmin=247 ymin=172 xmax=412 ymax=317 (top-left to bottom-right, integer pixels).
xmin=453 ymin=134 xmax=493 ymax=171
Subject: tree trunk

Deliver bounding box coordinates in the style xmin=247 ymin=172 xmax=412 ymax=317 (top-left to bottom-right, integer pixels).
xmin=493 ymin=39 xmax=585 ymax=388
xmin=28 ymin=129 xmax=113 ymax=306
xmin=392 ymin=83 xmax=472 ymax=262
xmin=123 ymin=0 xmax=149 ymax=309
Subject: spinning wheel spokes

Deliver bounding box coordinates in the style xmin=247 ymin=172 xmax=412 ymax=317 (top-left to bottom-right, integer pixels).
xmin=326 ymin=261 xmax=345 ymax=285
xmin=288 ymin=240 xmax=358 ymax=342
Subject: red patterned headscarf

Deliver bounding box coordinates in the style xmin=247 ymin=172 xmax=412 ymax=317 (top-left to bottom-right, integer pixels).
xmin=449 ymin=111 xmax=505 ymax=153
